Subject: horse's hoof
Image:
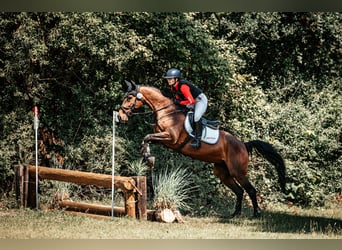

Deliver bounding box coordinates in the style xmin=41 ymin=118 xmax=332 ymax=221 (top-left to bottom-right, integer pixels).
xmin=146 ymin=156 xmax=155 ymax=168
xmin=140 ymin=145 xmax=147 ymax=154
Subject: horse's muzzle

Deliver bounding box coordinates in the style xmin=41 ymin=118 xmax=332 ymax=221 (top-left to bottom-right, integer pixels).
xmin=117 ymin=110 xmax=129 ymax=123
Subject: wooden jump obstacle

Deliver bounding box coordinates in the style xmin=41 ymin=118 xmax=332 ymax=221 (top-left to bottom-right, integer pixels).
xmin=15 ymin=164 xmax=147 ymax=220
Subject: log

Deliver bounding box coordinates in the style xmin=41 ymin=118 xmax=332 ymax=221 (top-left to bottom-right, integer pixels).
xmin=26 ymin=165 xmax=136 ymax=192
xmin=59 ymin=200 xmax=156 ymax=221
xmin=172 ymin=208 xmax=186 ymax=223
xmin=147 ymin=209 xmax=156 ymax=221
xmin=58 ymin=200 xmax=126 ymax=217
xmin=154 ymin=209 xmax=176 ymax=223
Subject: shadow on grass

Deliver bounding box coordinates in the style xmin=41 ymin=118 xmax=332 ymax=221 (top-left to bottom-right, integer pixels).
xmin=218 ymin=208 xmax=342 ymax=235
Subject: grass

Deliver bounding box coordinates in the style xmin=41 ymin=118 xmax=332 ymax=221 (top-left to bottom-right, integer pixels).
xmin=0 ymin=203 xmax=341 ymax=239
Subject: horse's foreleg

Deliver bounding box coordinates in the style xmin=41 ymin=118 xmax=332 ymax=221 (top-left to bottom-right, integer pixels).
xmin=140 ymin=132 xmax=172 ymax=168
xmin=140 ymin=142 xmax=155 ymax=168
xmin=141 ymin=132 xmax=172 ymax=153
xmin=142 ymin=131 xmax=172 ymax=144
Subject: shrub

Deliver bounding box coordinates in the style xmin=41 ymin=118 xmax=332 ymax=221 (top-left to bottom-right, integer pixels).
xmin=0 ymin=110 xmax=34 ymax=196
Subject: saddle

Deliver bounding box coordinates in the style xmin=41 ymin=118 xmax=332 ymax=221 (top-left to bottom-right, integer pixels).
xmin=188 ymin=112 xmax=219 ymax=129
xmin=184 ymin=111 xmax=220 ymax=145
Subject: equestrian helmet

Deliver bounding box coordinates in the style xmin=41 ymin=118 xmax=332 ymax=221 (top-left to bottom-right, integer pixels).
xmin=164 ymin=68 xmax=181 ymax=79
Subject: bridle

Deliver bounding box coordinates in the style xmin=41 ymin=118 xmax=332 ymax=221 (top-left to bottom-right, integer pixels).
xmin=119 ymin=92 xmax=140 ymax=117
xmin=119 ymin=90 xmax=182 ymax=120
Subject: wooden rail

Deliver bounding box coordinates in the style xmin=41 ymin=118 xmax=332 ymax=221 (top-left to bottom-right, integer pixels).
xmin=15 ymin=165 xmax=147 ymax=220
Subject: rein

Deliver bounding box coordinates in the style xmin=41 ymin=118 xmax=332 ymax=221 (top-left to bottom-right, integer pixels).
xmin=120 ymin=103 xmax=174 ymax=117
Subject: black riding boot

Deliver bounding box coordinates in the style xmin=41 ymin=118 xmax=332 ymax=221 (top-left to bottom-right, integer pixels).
xmin=190 ymin=121 xmax=202 ymax=149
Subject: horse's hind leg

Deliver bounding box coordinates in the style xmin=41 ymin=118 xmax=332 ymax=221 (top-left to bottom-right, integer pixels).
xmin=213 ymin=163 xmax=244 ymax=218
xmin=236 ymin=176 xmax=261 ymax=218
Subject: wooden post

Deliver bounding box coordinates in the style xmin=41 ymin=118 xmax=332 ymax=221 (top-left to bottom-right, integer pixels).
xmin=27 ymin=167 xmax=37 ymax=209
xmin=124 ymin=190 xmax=136 ymax=218
xmin=15 ymin=165 xmax=23 ymax=208
xmin=14 ymin=165 xmax=31 ymax=208
xmin=134 ymin=176 xmax=147 ymax=220
xmin=14 ymin=164 xmax=36 ymax=209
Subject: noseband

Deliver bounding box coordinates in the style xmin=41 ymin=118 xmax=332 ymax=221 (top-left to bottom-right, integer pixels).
xmin=120 ymin=91 xmax=140 ymax=117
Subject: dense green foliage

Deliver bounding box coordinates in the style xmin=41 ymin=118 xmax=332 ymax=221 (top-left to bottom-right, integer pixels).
xmin=0 ymin=12 xmax=341 ymax=213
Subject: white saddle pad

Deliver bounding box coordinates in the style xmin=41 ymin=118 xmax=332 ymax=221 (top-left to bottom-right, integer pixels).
xmin=184 ymin=112 xmax=220 ymax=145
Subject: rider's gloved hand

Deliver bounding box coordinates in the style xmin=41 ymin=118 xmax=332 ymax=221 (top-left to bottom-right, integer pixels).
xmin=186 ymin=104 xmax=194 ymax=109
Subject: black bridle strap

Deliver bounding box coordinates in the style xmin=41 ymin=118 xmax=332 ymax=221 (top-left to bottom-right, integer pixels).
xmin=120 ymin=102 xmax=175 ymax=117
xmin=120 ymin=104 xmax=135 ymax=117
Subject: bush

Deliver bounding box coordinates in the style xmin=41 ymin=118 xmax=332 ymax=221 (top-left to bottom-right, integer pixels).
xmin=0 ymin=110 xmax=34 ymax=197
xmin=267 ymin=87 xmax=342 ymax=206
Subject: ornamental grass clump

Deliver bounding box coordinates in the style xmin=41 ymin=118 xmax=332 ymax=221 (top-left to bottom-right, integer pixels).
xmin=152 ymin=166 xmax=196 ymax=211
xmin=127 ymin=158 xmax=149 ymax=176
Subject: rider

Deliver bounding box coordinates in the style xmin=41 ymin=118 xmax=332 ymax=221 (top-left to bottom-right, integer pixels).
xmin=164 ymin=68 xmax=208 ymax=149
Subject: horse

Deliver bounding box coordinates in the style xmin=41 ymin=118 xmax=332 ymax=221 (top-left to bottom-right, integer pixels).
xmin=118 ymin=80 xmax=286 ymax=218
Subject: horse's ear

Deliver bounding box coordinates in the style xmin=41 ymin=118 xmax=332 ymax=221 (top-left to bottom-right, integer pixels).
xmin=130 ymin=80 xmax=137 ymax=91
xmin=124 ymin=80 xmax=132 ymax=92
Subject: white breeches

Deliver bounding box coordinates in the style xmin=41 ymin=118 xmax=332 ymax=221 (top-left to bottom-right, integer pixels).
xmin=194 ymin=93 xmax=208 ymax=122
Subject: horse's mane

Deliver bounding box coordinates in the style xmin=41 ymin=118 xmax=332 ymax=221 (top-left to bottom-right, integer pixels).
xmin=141 ymin=85 xmax=161 ymax=93
xmin=140 ymin=85 xmax=173 ymax=101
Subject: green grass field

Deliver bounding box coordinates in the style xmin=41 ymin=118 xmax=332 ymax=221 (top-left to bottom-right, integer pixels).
xmin=0 ymin=203 xmax=341 ymax=239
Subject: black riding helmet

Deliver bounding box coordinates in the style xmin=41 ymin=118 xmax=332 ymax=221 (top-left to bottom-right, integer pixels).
xmin=164 ymin=68 xmax=181 ymax=79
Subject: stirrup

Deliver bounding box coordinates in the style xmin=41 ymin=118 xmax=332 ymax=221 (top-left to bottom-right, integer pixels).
xmin=190 ymin=139 xmax=201 ymax=149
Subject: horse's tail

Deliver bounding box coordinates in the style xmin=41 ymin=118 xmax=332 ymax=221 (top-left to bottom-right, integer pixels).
xmin=244 ymin=140 xmax=286 ymax=193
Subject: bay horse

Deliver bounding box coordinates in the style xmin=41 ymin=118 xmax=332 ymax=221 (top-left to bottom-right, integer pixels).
xmin=118 ymin=81 xmax=286 ymax=218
